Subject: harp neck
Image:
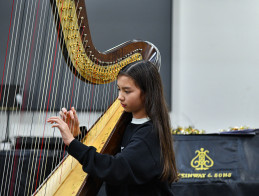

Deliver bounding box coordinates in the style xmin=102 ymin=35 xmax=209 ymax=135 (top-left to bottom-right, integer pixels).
xmin=51 ymin=0 xmax=160 ymax=84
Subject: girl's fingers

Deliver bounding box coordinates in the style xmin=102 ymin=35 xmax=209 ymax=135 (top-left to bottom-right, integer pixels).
xmin=47 ymin=115 xmax=74 ymax=145
xmin=51 ymin=124 xmax=59 ymax=128
xmin=48 ymin=118 xmax=67 ymax=131
xmin=60 ymin=112 xmax=65 ymax=121
xmin=72 ymin=107 xmax=78 ymax=119
xmin=47 ymin=116 xmax=63 ymax=124
xmin=69 ymin=110 xmax=74 ymax=119
xmin=60 ymin=109 xmax=69 ymax=121
xmin=59 ymin=110 xmax=64 ymax=116
xmin=47 ymin=117 xmax=57 ymax=121
xmin=59 ymin=107 xmax=78 ymax=121
xmin=62 ymin=107 xmax=67 ymax=113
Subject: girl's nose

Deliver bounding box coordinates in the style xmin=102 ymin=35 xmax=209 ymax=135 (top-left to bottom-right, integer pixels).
xmin=118 ymin=92 xmax=124 ymax=101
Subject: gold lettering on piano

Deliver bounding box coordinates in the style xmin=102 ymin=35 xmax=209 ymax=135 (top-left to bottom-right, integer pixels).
xmin=190 ymin=148 xmax=214 ymax=170
xmin=179 ymin=172 xmax=232 ymax=179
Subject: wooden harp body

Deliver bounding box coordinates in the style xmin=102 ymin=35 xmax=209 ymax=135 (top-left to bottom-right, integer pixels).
xmin=0 ymin=0 xmax=160 ymax=195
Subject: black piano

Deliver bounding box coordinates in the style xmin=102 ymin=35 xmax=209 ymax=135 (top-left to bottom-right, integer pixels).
xmin=171 ymin=130 xmax=259 ymax=196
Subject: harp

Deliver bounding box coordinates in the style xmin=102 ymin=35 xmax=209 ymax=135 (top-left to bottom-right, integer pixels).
xmin=0 ymin=0 xmax=160 ymax=195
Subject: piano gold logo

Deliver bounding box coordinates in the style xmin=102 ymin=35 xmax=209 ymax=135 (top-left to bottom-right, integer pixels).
xmin=190 ymin=148 xmax=214 ymax=170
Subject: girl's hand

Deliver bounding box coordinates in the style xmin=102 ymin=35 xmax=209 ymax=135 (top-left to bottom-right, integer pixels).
xmin=59 ymin=107 xmax=81 ymax=137
xmin=47 ymin=116 xmax=74 ymax=145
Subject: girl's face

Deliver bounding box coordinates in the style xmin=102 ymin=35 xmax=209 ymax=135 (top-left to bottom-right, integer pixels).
xmin=117 ymin=75 xmax=147 ymax=119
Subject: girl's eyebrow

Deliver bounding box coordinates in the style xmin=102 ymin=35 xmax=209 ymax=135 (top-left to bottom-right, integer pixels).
xmin=117 ymin=85 xmax=131 ymax=90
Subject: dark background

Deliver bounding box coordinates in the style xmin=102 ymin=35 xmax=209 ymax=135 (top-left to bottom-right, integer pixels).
xmin=0 ymin=0 xmax=172 ymax=111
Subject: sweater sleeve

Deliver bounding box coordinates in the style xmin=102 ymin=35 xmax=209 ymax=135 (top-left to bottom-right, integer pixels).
xmin=72 ymin=126 xmax=88 ymax=141
xmin=67 ymin=130 xmax=161 ymax=185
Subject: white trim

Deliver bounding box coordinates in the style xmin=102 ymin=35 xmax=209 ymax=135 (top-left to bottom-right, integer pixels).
xmin=131 ymin=117 xmax=150 ymax=124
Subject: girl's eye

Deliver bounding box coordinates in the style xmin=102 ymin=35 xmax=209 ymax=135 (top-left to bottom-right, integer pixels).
xmin=125 ymin=91 xmax=130 ymax=94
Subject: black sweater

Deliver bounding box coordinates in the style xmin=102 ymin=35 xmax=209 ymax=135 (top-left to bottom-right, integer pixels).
xmin=68 ymin=121 xmax=174 ymax=196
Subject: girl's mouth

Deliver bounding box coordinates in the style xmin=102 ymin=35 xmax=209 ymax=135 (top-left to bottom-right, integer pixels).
xmin=121 ymin=103 xmax=126 ymax=108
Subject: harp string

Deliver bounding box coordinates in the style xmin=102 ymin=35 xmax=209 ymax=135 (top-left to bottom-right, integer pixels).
xmin=20 ymin=2 xmax=51 ymax=193
xmin=30 ymin=0 xmax=59 ymax=192
xmin=0 ymin=0 xmax=17 ymax=144
xmin=0 ymin=0 xmax=53 ymax=194
xmin=55 ymin=0 xmax=85 ymax=184
xmin=29 ymin=0 xmax=61 ymax=192
xmin=33 ymin=0 xmax=68 ymax=191
xmin=26 ymin=13 xmax=52 ymax=194
xmin=15 ymin=0 xmax=46 ymax=193
xmin=0 ymin=0 xmax=15 ymax=108
xmin=35 ymin=0 xmax=97 ymax=192
xmin=28 ymin=6 xmax=57 ymax=193
xmin=0 ymin=0 xmax=21 ymax=194
xmin=2 ymin=0 xmax=19 ymax=193
xmin=33 ymin=5 xmax=54 ymax=192
xmin=0 ymin=0 xmax=120 ymax=195
xmin=45 ymin=6 xmax=67 ymax=189
xmin=15 ymin=0 xmax=51 ymax=193
xmin=10 ymin=0 xmax=39 ymax=194
xmin=13 ymin=0 xmax=43 ymax=195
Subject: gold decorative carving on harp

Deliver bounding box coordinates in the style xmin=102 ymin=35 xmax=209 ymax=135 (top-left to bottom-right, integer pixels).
xmin=0 ymin=0 xmax=160 ymax=195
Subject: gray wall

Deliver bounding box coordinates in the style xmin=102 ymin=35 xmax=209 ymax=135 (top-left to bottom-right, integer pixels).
xmin=172 ymin=0 xmax=259 ymax=133
xmin=86 ymin=0 xmax=172 ymax=109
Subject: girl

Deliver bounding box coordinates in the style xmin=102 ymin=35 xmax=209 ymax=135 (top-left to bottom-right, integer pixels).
xmin=47 ymin=60 xmax=178 ymax=195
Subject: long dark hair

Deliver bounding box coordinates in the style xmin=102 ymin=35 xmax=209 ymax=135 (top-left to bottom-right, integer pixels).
xmin=118 ymin=60 xmax=178 ymax=183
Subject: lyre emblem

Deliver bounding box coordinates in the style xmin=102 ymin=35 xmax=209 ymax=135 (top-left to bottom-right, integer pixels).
xmin=190 ymin=148 xmax=214 ymax=170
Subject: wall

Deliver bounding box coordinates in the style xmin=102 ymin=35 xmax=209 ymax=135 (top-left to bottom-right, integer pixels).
xmin=171 ymin=0 xmax=259 ymax=133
